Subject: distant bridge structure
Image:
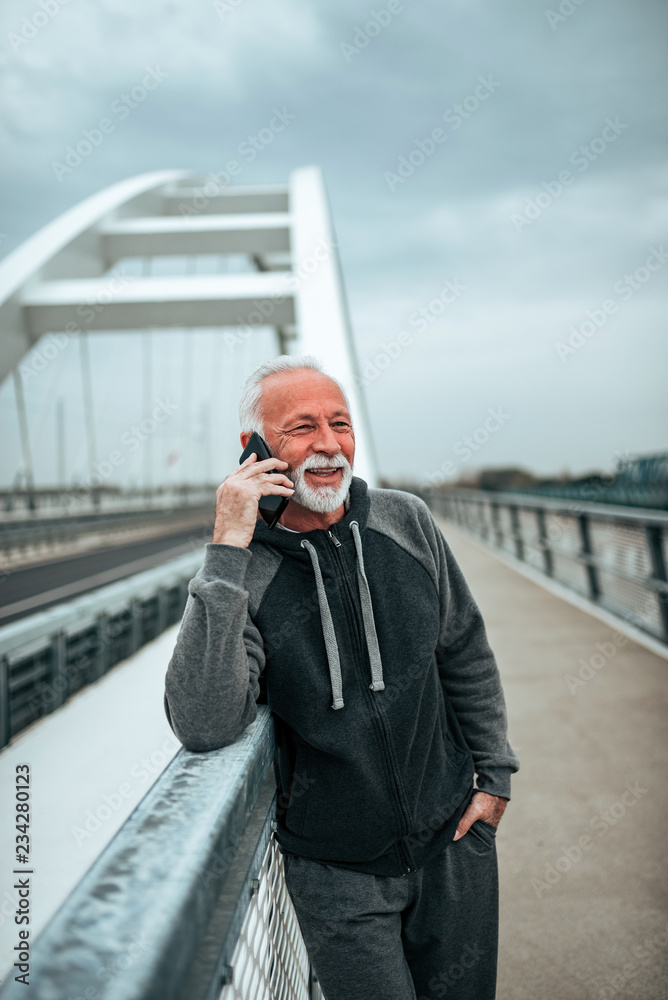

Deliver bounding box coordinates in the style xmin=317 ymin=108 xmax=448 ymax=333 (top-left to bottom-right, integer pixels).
xmin=0 ymin=166 xmax=378 ymax=506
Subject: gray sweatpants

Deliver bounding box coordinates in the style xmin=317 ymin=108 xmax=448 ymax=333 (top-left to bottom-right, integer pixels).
xmin=282 ymin=817 xmax=499 ymax=1000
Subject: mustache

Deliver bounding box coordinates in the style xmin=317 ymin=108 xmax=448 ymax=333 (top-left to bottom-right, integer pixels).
xmin=300 ymin=455 xmax=348 ymax=470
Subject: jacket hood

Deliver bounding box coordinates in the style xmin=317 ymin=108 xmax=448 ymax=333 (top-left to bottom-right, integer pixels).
xmin=251 ymin=475 xmax=383 ymax=711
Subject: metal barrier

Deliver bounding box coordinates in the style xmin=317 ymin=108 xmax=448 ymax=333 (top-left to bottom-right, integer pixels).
xmin=426 ymin=488 xmax=668 ymax=648
xmin=0 ymin=706 xmax=324 ymax=1000
xmin=0 ymin=548 xmax=206 ymax=748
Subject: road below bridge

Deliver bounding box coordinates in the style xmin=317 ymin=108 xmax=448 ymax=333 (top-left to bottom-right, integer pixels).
xmin=0 ymin=520 xmax=213 ymax=625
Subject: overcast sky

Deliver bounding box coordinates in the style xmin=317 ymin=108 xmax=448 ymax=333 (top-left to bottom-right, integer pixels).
xmin=0 ymin=0 xmax=666 ymax=489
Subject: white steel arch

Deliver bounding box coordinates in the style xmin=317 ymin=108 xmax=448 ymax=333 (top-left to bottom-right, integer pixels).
xmin=0 ymin=167 xmax=378 ymax=486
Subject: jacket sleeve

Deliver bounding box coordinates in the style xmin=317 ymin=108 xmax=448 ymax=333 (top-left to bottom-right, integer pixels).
xmin=163 ymin=543 xmax=265 ymax=752
xmin=425 ymin=507 xmax=520 ymax=799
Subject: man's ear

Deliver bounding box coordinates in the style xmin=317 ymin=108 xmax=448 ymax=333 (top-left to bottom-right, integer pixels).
xmin=240 ymin=432 xmax=252 ymax=450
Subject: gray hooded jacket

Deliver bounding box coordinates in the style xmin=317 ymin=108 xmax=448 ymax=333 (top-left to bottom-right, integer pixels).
xmin=163 ymin=477 xmax=520 ymax=876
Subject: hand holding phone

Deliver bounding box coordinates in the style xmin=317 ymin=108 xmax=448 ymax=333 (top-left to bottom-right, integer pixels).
xmin=211 ymin=433 xmax=294 ymax=547
xmin=238 ymin=432 xmax=292 ymax=529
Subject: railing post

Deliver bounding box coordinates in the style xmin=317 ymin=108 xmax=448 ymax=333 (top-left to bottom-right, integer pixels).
xmin=491 ymin=501 xmax=503 ymax=548
xmin=0 ymin=655 xmax=10 ymax=748
xmin=94 ymin=613 xmax=111 ymax=680
xmin=419 ymin=485 xmax=668 ymax=650
xmin=536 ymin=507 xmax=553 ymax=577
xmin=130 ymin=597 xmax=144 ymax=654
xmin=50 ymin=631 xmax=68 ymax=710
xmin=578 ymin=513 xmax=600 ymax=601
xmin=157 ymin=586 xmax=169 ymax=635
xmin=645 ymin=523 xmax=668 ymax=644
xmin=509 ymin=505 xmax=524 ymax=561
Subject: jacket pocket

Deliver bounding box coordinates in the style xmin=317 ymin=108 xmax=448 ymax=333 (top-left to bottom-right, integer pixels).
xmin=476 ymin=818 xmax=498 ymax=834
xmin=440 ymin=684 xmax=473 ymax=764
xmin=410 ymin=683 xmax=474 ymax=834
xmin=465 ymin=818 xmax=497 ymax=851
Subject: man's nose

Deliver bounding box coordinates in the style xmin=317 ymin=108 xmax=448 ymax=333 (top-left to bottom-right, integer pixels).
xmin=311 ymin=424 xmax=341 ymax=454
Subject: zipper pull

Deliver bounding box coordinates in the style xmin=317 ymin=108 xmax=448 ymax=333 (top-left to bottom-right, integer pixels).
xmin=328 ymin=529 xmax=341 ymax=548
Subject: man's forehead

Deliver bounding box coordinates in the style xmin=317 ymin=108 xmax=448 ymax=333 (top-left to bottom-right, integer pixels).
xmin=262 ymin=372 xmax=350 ymax=422
xmin=282 ymin=406 xmax=350 ymax=422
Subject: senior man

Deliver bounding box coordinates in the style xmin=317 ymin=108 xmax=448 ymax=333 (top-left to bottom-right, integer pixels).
xmin=164 ymin=354 xmax=520 ymax=1000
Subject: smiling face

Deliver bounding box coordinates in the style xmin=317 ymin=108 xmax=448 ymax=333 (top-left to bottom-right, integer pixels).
xmin=259 ymin=369 xmax=355 ymax=512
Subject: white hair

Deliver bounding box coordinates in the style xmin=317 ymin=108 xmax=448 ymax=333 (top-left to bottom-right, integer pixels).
xmin=238 ymin=354 xmax=351 ymax=437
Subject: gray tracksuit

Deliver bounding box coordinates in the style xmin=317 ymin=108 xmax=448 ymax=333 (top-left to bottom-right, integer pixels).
xmin=163 ymin=476 xmax=520 ymax=877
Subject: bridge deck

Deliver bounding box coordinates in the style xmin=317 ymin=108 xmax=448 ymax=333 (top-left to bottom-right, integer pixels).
xmin=1 ymin=520 xmax=666 ymax=995
xmin=436 ymin=516 xmax=668 ymax=1000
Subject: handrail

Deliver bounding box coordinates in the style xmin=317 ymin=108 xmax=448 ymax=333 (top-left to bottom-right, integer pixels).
xmin=436 ymin=486 xmax=668 ymax=526
xmin=426 ymin=488 xmax=668 ymax=648
xmin=0 ymin=708 xmax=276 ymax=1000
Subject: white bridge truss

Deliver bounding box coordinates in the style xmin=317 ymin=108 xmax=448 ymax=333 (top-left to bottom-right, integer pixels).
xmin=0 ymin=167 xmax=377 ymax=487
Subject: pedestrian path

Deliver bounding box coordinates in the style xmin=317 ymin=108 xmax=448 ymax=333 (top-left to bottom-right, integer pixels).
xmin=436 ymin=517 xmax=668 ymax=1000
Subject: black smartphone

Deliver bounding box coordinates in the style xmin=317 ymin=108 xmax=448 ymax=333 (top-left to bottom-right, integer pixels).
xmin=239 ymin=431 xmax=291 ymax=530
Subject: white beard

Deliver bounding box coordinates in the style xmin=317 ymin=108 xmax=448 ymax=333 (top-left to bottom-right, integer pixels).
xmin=286 ymin=453 xmax=353 ymax=513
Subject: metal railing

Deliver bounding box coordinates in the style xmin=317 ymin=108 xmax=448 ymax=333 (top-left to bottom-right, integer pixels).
xmin=426 ymin=488 xmax=668 ymax=648
xmin=0 ymin=548 xmax=206 ymax=748
xmin=0 ymin=707 xmax=324 ymax=1000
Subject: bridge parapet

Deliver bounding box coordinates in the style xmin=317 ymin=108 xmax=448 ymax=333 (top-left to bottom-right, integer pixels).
xmin=0 ymin=705 xmax=323 ymax=1000
xmin=426 ymin=488 xmax=668 ymax=652
xmin=0 ymin=548 xmax=205 ymax=748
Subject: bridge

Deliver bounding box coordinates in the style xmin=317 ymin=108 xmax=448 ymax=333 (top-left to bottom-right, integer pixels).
xmin=0 ymin=170 xmax=666 ymax=999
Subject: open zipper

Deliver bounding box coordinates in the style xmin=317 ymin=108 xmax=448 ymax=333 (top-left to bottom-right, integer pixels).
xmin=327 ymin=526 xmax=416 ymax=874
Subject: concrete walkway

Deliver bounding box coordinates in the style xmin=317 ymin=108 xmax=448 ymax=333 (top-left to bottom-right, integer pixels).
xmin=435 ymin=517 xmax=668 ymax=1000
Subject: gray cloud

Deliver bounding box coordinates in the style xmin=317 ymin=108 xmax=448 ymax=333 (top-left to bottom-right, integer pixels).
xmin=0 ymin=0 xmax=666 ymax=486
